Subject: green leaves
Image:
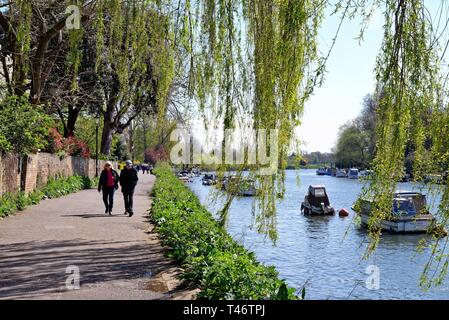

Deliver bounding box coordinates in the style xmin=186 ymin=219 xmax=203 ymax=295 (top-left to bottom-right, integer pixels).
xmin=0 ymin=95 xmax=52 ymax=155
xmin=150 ymin=164 xmax=298 ymax=300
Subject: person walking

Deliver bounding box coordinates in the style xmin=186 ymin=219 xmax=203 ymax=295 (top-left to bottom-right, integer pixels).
xmin=119 ymin=160 xmax=139 ymax=217
xmin=98 ymin=161 xmax=119 ymax=215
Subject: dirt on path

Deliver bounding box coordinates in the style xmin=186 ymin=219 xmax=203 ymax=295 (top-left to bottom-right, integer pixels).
xmin=0 ymin=173 xmax=198 ymax=300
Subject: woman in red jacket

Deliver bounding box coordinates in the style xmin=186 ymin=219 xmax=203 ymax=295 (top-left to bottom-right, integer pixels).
xmin=98 ymin=161 xmax=119 ymax=215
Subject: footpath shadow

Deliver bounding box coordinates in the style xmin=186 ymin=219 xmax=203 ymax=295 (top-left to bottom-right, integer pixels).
xmin=0 ymin=239 xmax=172 ymax=299
xmin=61 ymin=214 xmax=129 ymax=219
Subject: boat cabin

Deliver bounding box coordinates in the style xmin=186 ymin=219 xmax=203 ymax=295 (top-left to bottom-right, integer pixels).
xmin=301 ymin=185 xmax=334 ymax=215
xmin=306 ymin=185 xmax=331 ymax=207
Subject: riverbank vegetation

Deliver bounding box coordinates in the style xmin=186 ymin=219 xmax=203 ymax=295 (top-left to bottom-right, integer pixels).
xmin=1 ymin=0 xmax=449 ymax=290
xmin=150 ymin=164 xmax=298 ymax=300
xmin=0 ymin=175 xmax=98 ymax=218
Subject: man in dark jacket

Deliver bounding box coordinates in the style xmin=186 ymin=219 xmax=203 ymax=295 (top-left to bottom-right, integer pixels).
xmin=120 ymin=160 xmax=139 ymax=217
xmin=98 ymin=161 xmax=119 ymax=215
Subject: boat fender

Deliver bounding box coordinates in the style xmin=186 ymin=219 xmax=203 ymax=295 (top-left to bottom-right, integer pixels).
xmin=339 ymin=208 xmax=349 ymax=217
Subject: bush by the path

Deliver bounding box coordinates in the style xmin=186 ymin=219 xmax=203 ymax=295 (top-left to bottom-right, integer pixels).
xmin=0 ymin=175 xmax=98 ymax=218
xmin=150 ymin=164 xmax=298 ymax=300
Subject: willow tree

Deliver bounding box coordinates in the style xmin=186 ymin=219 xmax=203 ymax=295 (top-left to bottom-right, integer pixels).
xmin=174 ymin=0 xmax=326 ymax=241
xmin=342 ymin=0 xmax=449 ymax=288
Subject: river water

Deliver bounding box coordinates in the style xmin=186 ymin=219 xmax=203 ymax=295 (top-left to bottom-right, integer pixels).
xmin=188 ymin=169 xmax=449 ymax=299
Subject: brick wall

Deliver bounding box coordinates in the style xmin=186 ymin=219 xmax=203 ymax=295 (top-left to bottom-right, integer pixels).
xmin=0 ymin=152 xmax=117 ymax=196
xmin=0 ymin=153 xmax=20 ymax=195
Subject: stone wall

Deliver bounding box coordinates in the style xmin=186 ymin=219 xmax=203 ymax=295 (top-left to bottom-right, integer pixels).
xmin=0 ymin=152 xmax=117 ymax=196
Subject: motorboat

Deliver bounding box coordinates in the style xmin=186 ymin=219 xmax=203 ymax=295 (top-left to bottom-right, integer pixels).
xmin=202 ymin=173 xmax=217 ymax=185
xmin=348 ymin=168 xmax=359 ymax=179
xmin=336 ymin=169 xmax=347 ymax=178
xmin=359 ymin=170 xmax=373 ymax=178
xmin=316 ymin=168 xmax=327 ymax=176
xmin=301 ymin=185 xmax=335 ymax=215
xmin=222 ymin=176 xmax=256 ymax=196
xmin=353 ymin=191 xmax=443 ymax=234
xmin=177 ymin=170 xmax=193 ymax=183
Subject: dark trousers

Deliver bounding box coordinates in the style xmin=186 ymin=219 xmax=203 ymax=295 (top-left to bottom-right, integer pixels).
xmin=102 ymin=187 xmax=115 ymax=211
xmin=123 ymin=191 xmax=134 ymax=213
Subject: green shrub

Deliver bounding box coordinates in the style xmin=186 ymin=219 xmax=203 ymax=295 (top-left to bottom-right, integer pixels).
xmin=15 ymin=192 xmax=30 ymax=211
xmin=42 ymin=175 xmax=85 ymax=199
xmin=150 ymin=163 xmax=297 ymax=300
xmin=28 ymin=189 xmax=45 ymax=205
xmin=0 ymin=193 xmax=18 ymax=218
xmin=82 ymin=176 xmax=99 ymax=189
xmin=0 ymin=94 xmax=53 ymax=154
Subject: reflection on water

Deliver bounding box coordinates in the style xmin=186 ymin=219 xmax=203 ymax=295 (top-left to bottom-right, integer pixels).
xmin=188 ymin=169 xmax=449 ymax=299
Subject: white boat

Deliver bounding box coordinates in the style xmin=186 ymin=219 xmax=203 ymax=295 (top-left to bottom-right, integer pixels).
xmin=222 ymin=176 xmax=256 ymax=196
xmin=336 ymin=169 xmax=347 ymax=178
xmin=359 ymin=170 xmax=373 ymax=178
xmin=316 ymin=168 xmax=327 ymax=176
xmin=348 ymin=168 xmax=359 ymax=179
xmin=354 ymin=191 xmax=440 ymax=234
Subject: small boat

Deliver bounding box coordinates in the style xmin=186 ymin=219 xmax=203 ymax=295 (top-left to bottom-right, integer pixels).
xmin=222 ymin=176 xmax=256 ymax=196
xmin=192 ymin=168 xmax=202 ymax=177
xmin=316 ymin=167 xmax=327 ymax=176
xmin=325 ymin=168 xmax=333 ymax=176
xmin=336 ymin=169 xmax=347 ymax=178
xmin=424 ymin=174 xmax=443 ymax=184
xmin=177 ymin=171 xmax=193 ymax=183
xmin=348 ymin=168 xmax=359 ymax=179
xmin=178 ymin=175 xmax=191 ymax=183
xmin=359 ymin=170 xmax=373 ymax=178
xmin=301 ymin=185 xmax=335 ymax=215
xmin=353 ymin=191 xmax=441 ymax=234
xmin=202 ymin=173 xmax=217 ymax=185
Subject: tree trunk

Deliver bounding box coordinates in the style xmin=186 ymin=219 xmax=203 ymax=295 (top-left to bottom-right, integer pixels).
xmin=65 ymin=106 xmax=80 ymax=138
xmin=100 ymin=111 xmax=115 ymax=156
xmin=128 ymin=120 xmax=135 ymax=162
xmin=143 ymin=114 xmax=148 ymax=151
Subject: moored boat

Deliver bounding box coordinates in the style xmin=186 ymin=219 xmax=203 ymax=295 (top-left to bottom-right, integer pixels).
xmin=301 ymin=185 xmax=335 ymax=215
xmin=222 ymin=176 xmax=256 ymax=196
xmin=348 ymin=168 xmax=359 ymax=179
xmin=359 ymin=170 xmax=373 ymax=178
xmin=336 ymin=168 xmax=347 ymax=178
xmin=202 ymin=173 xmax=217 ymax=185
xmin=316 ymin=167 xmax=327 ymax=176
xmin=353 ymin=191 xmax=442 ymax=234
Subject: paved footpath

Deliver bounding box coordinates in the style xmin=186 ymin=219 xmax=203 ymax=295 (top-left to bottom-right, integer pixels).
xmin=0 ymin=173 xmax=198 ymax=300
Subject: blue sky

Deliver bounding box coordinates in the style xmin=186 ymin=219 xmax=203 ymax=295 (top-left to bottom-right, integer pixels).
xmin=191 ymin=2 xmax=445 ymax=154
xmin=297 ymin=7 xmax=384 ymax=153
xmin=299 ymin=1 xmax=447 ymax=153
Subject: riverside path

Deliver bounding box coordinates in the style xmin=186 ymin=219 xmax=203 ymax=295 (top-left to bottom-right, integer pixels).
xmin=0 ymin=173 xmax=197 ymax=300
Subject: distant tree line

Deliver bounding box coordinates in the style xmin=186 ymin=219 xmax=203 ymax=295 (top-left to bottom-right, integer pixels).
xmin=332 ymin=94 xmax=377 ymax=169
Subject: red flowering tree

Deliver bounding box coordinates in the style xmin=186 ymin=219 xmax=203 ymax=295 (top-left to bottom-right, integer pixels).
xmin=48 ymin=128 xmax=91 ymax=158
xmin=144 ymin=145 xmax=168 ymax=165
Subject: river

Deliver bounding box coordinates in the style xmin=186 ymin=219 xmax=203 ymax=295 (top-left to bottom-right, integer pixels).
xmin=188 ymin=169 xmax=449 ymax=299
